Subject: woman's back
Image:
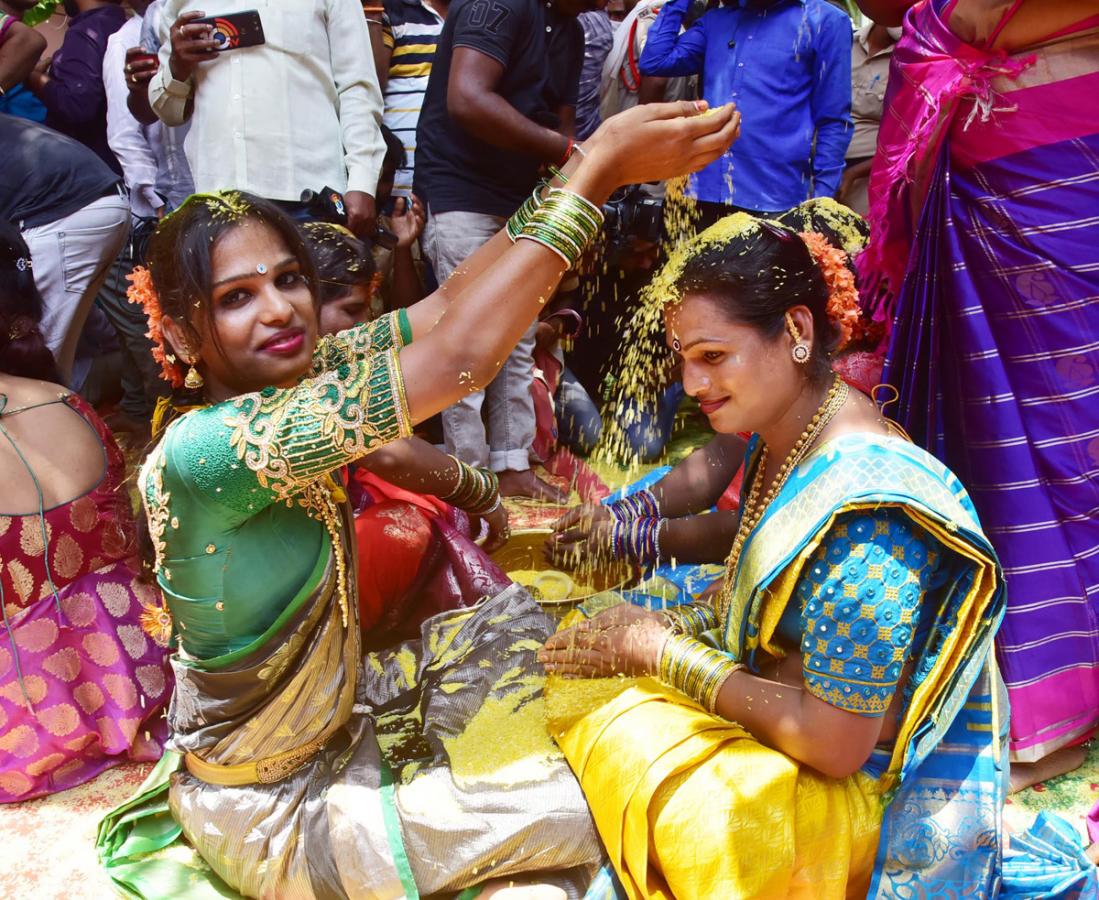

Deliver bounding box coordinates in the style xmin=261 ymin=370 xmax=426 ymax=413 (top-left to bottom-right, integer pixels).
xmin=0 ymin=374 xmax=134 ymax=606
xmin=0 ymin=375 xmax=108 ymax=513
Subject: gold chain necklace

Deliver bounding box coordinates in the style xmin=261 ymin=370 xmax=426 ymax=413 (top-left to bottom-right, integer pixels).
xmin=717 ymin=374 xmax=849 ymax=627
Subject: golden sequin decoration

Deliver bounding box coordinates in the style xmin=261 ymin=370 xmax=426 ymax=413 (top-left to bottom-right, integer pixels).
xmin=139 ymin=442 xmax=171 ymax=578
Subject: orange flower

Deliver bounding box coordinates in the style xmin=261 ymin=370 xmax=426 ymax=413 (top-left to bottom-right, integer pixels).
xmin=138 ymin=600 xmax=174 ymax=647
xmin=126 ymin=266 xmax=183 ymax=388
xmin=799 ymin=231 xmax=866 ymax=351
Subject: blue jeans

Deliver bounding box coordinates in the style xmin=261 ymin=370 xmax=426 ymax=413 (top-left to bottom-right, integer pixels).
xmin=556 ymin=367 xmax=602 ymax=455
xmin=621 ymin=382 xmax=685 ymax=462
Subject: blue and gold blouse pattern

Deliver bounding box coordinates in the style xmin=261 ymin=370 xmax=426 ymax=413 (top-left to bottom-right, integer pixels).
xmin=793 ymin=510 xmax=942 ymax=716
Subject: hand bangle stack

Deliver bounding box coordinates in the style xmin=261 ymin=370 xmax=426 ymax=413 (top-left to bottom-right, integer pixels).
xmin=441 ymin=456 xmax=500 ymax=517
xmin=609 ymin=488 xmax=660 ymax=522
xmin=610 ymin=516 xmax=665 ymax=567
xmin=506 ymin=182 xmax=547 ymax=242
xmin=658 ymin=634 xmax=744 ymax=714
xmin=662 ymin=601 xmax=719 ymax=637
xmin=517 ymin=188 xmax=605 ymax=268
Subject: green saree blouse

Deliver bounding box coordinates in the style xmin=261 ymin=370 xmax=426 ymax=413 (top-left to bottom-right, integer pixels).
xmin=140 ymin=310 xmax=413 ymax=658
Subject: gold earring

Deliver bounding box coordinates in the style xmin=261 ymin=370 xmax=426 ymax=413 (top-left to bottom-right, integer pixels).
xmin=184 ymin=363 xmax=204 ymax=390
xmin=785 ymin=313 xmax=811 ymax=365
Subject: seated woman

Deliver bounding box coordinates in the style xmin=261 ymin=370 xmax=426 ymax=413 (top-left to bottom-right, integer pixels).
xmin=304 ymin=220 xmax=511 ymax=643
xmin=0 ymin=222 xmax=171 ymax=803
xmin=548 ymin=199 xmax=873 ymax=584
xmin=539 ymin=213 xmax=1007 ymax=898
xmin=96 ymin=102 xmax=740 ymax=898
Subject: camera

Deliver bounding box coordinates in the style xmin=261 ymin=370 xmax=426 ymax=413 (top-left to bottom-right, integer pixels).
xmin=602 ymin=185 xmax=664 ymax=254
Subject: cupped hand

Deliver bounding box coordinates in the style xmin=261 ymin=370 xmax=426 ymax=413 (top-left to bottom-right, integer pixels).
xmin=581 ymin=100 xmax=741 ymax=194
xmin=538 ymin=604 xmax=670 ymax=678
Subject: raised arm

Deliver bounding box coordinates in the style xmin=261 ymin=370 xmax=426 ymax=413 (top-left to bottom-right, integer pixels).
xmin=638 ymin=0 xmax=707 ymax=79
xmin=397 ymin=101 xmax=740 ymax=427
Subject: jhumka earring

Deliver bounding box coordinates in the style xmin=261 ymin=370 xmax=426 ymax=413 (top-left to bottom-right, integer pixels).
xmin=785 ymin=313 xmax=811 ymax=365
xmin=184 ymin=362 xmax=204 ymax=390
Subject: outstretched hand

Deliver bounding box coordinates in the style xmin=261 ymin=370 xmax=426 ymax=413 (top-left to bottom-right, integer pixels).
xmin=538 ymin=603 xmax=670 ymax=679
xmin=578 ymin=100 xmax=741 ymax=196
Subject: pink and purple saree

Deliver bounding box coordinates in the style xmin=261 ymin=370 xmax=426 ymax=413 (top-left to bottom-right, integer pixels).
xmin=866 ymin=0 xmax=1099 ymax=759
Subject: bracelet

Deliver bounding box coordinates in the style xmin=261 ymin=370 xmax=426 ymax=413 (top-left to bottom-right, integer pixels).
xmin=440 ymin=456 xmax=500 ymax=516
xmin=609 ymin=488 xmax=660 ymax=522
xmin=557 ymin=137 xmax=575 ymax=168
xmin=610 ymin=515 xmax=664 ymax=567
xmin=506 ymin=182 xmax=547 ymax=242
xmin=662 ymin=601 xmax=719 ymax=637
xmin=517 ymin=188 xmax=605 ymax=268
xmin=658 ymin=634 xmax=744 ymax=713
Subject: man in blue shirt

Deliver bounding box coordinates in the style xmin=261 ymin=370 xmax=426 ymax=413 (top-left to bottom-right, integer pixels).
xmin=640 ymin=0 xmax=852 ymax=218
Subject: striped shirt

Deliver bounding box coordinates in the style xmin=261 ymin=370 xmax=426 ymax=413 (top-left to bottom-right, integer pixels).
xmin=381 ymin=0 xmax=446 ymax=196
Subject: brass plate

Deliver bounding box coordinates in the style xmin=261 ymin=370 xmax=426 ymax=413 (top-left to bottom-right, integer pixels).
xmin=492 ymin=528 xmax=630 ymax=605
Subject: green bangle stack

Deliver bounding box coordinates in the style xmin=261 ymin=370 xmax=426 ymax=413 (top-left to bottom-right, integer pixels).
xmin=662 ymin=602 xmax=720 ymax=638
xmin=518 ymin=188 xmax=605 ymax=268
xmin=658 ymin=633 xmax=743 ymax=714
xmin=506 ymin=183 xmax=546 ymax=242
xmin=441 ymin=456 xmax=500 ymax=517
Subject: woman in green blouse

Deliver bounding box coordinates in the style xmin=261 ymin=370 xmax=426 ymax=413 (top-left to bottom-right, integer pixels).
xmin=97 ymin=102 xmax=740 ymax=899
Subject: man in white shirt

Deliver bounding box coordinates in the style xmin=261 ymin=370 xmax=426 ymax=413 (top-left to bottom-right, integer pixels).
xmin=98 ymin=0 xmax=171 ymax=429
xmin=148 ymin=0 xmax=386 ymax=234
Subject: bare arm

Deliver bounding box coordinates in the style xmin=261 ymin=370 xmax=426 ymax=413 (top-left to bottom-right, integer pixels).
xmin=397 ymin=101 xmax=741 ymax=426
xmin=710 ymin=666 xmax=885 ymax=779
xmin=365 ymin=7 xmax=392 ymax=94
xmin=650 ymin=433 xmax=747 ymax=516
xmin=359 ymin=435 xmax=460 ymax=494
xmin=447 ymin=46 xmax=570 ymax=163
xmin=0 ymin=20 xmax=45 ymax=91
xmin=637 ymin=75 xmax=669 ymax=105
xmin=851 ymin=0 xmax=912 ymax=26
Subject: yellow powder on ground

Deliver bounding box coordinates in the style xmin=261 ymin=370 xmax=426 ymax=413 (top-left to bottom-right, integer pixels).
xmin=395 ymin=647 xmax=418 ymax=688
xmin=442 ymin=681 xmax=564 ymax=784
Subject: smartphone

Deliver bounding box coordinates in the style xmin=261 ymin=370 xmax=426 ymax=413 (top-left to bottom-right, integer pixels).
xmin=194 ymin=10 xmax=265 ymax=52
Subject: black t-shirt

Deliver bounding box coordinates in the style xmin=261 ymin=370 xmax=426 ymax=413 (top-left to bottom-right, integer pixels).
xmin=415 ymin=0 xmax=583 ymax=217
xmin=0 ymin=114 xmax=121 ymax=229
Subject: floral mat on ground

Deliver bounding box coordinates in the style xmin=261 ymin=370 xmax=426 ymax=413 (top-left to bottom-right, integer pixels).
xmin=3 ymin=414 xmax=1095 ymax=899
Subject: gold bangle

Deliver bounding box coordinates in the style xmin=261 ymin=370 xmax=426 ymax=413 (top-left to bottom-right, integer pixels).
xmin=662 ymin=602 xmax=719 ymax=637
xmin=658 ymin=633 xmax=743 ymax=713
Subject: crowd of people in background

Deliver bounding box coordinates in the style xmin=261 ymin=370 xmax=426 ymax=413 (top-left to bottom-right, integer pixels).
xmin=1 ymin=0 xmax=1098 ymax=896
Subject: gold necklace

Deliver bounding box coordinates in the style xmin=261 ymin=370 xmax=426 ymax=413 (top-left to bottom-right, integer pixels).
xmin=717 ymin=374 xmax=849 ymax=626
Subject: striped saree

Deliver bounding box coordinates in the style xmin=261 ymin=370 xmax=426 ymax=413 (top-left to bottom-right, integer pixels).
xmin=871 ymin=0 xmax=1099 ymax=760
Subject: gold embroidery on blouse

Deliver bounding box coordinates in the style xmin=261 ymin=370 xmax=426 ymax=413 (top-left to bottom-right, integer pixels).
xmin=223 ymin=348 xmax=409 ymax=501
xmin=139 ymin=443 xmax=171 ymax=577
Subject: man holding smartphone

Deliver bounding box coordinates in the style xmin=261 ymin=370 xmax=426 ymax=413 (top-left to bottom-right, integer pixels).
xmin=147 ymin=0 xmax=386 ymax=236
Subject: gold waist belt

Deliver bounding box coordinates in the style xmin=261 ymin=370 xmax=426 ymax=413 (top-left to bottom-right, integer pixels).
xmin=184 ymin=723 xmax=341 ymax=786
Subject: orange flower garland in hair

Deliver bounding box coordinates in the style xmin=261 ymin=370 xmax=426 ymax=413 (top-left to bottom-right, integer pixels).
xmin=126 ymin=266 xmax=184 ymax=388
xmin=799 ymin=230 xmax=863 ymax=351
